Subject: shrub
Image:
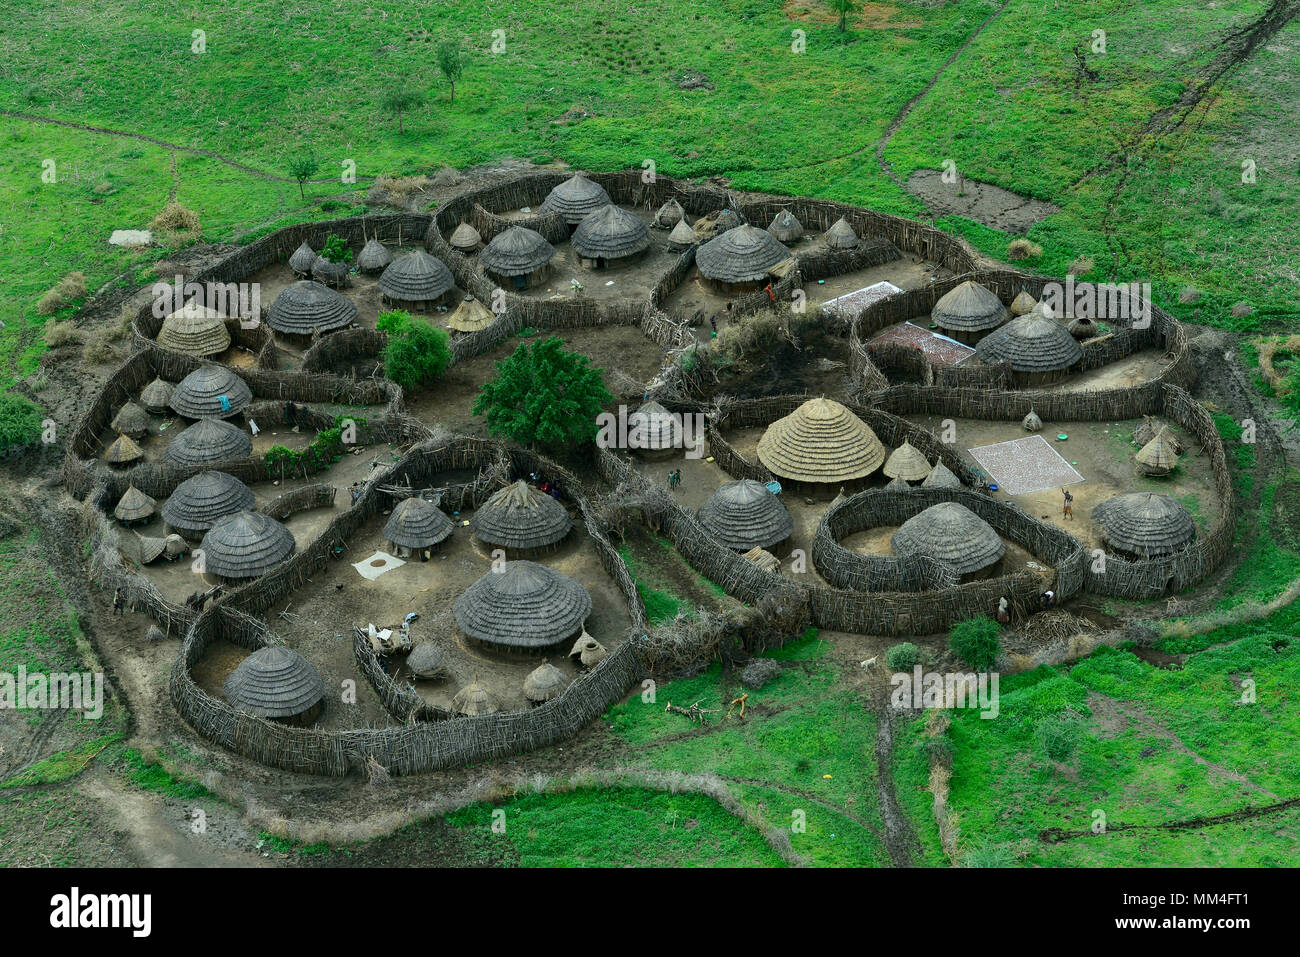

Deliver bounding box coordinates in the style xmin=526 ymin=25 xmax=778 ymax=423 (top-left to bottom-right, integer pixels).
xmin=925 ymin=735 xmax=954 ymax=769
xmin=949 ymin=616 xmax=1000 ymax=669
xmin=36 ymin=272 xmax=88 ymax=315
xmin=885 ymin=642 xmax=921 ymax=670
xmin=43 ymin=320 xmax=81 ymax=349
xmin=962 ymin=841 xmax=1016 ymax=868
xmin=0 ymin=393 xmax=44 ymax=453
xmin=383 ymin=318 xmax=451 ymax=392
xmin=319 ymin=233 xmax=352 ymax=264
xmin=150 ymin=201 xmax=199 ymax=232
xmin=1034 ymin=714 xmax=1083 ymax=764
xmin=1006 ymin=238 xmax=1043 ymax=260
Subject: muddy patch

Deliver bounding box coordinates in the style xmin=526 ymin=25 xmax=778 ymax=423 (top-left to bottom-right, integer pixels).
xmin=907 ymin=169 xmax=1060 ymax=234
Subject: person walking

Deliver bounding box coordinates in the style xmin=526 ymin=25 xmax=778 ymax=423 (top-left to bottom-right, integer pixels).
xmin=113 ymin=588 xmax=125 ymax=617
xmin=1062 ymin=488 xmax=1074 ymax=520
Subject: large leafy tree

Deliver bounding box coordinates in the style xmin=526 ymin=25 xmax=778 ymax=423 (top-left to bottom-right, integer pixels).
xmin=472 ymin=336 xmax=612 ymax=449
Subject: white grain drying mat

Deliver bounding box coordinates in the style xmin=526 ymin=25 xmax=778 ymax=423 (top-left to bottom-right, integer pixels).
xmin=968 ymin=435 xmax=1084 ymax=495
xmin=353 ymin=550 xmax=405 ymax=580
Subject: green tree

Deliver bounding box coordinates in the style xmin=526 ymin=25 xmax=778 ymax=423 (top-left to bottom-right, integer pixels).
xmin=381 ymin=86 xmax=423 ymax=133
xmin=287 ymin=150 xmax=319 ymax=201
xmin=949 ymin=616 xmax=1000 ymax=670
xmin=319 ymin=233 xmax=352 ymax=264
xmin=827 ymin=0 xmax=858 ymax=32
xmin=383 ymin=317 xmax=452 ymax=392
xmin=437 ymin=42 xmax=464 ymax=104
xmin=0 ymin=393 xmax=44 ymax=453
xmin=472 ymin=336 xmax=612 ymax=449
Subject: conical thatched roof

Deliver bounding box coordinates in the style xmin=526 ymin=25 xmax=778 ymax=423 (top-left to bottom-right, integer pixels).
xmin=454 ymin=561 xmax=592 ymax=650
xmin=757 ymin=398 xmax=885 ymax=484
xmin=480 ymin=225 xmax=556 ymax=277
xmin=311 ymin=256 xmax=350 ymax=286
xmin=1093 ymin=492 xmax=1196 ymax=558
xmin=471 ymin=481 xmax=572 ymax=551
xmin=156 ymin=302 xmax=231 ymax=357
xmin=452 ymin=678 xmax=502 ymax=716
xmin=267 ymin=281 xmax=358 ymax=336
xmin=449 ymin=221 xmax=482 ymax=251
xmin=628 ymin=400 xmax=681 ymax=451
xmin=539 ymin=173 xmax=611 ymax=224
xmin=1135 ymin=431 xmax=1179 ymax=473
xmin=667 ymin=219 xmax=697 ymax=250
xmin=357 ymin=239 xmax=393 ymax=274
xmin=200 ymin=510 xmax=296 ymax=579
xmin=140 ymin=378 xmax=175 ymax=414
xmin=571 ymin=204 xmax=650 ymax=260
xmin=105 ymin=433 xmax=144 ymax=465
xmin=569 ymin=632 xmax=607 ymax=668
xmin=698 ymin=479 xmax=794 ymax=551
xmin=882 ymin=440 xmax=932 ymax=482
xmin=932 ymin=281 xmax=1010 ymax=333
xmin=111 ymin=401 xmax=152 ymax=438
xmin=224 ymin=646 xmax=324 ymax=720
xmin=162 ymin=470 xmax=256 ymax=535
xmin=1067 ymin=316 xmax=1099 ymax=340
xmin=446 ymin=296 xmax=495 ymax=333
xmin=378 ymin=249 xmax=454 ymax=302
xmin=885 ymin=475 xmax=912 ymax=492
xmin=163 ymin=419 xmax=252 ymax=468
xmin=120 ymin=530 xmax=167 ymax=566
xmin=169 ymin=365 xmax=252 ymax=419
xmin=891 ymin=502 xmax=1005 ymax=575
xmin=406 ymin=642 xmax=446 ymax=679
xmin=714 ymin=208 xmax=744 ymax=231
xmin=1134 ymin=418 xmax=1183 ymax=454
xmin=975 ymin=312 xmax=1083 ymax=372
xmin=742 ymin=546 xmax=780 ymax=573
xmin=768 ymin=209 xmax=804 ymax=243
xmin=1009 ymin=290 xmax=1037 ymax=316
xmin=384 ymin=496 xmax=454 ymax=549
xmin=114 ymin=485 xmax=157 ymax=523
xmin=653 ymin=198 xmax=685 ymax=228
xmin=1023 ymin=409 xmax=1043 ymax=432
xmin=523 ymin=662 xmax=569 ymax=702
xmin=696 ymin=225 xmax=793 ymax=284
xmin=288 ymin=242 xmax=319 ymax=275
xmin=825 ymin=216 xmax=858 ymax=249
xmin=921 ymin=459 xmax=961 ymax=489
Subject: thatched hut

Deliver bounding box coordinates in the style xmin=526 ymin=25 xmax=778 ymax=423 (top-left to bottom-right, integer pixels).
xmin=523 ymin=661 xmax=569 ymax=704
xmin=140 ymin=377 xmax=175 ymax=414
xmin=885 ymin=476 xmax=912 ymax=492
xmin=288 ymin=242 xmax=319 ymax=278
xmin=824 ymin=216 xmax=859 ymax=250
xmin=383 ymin=496 xmax=454 ymax=558
xmin=539 ymin=173 xmax=611 ymax=226
xmin=377 ymin=249 xmax=455 ymax=312
xmin=453 ymin=560 xmax=592 ymax=654
xmin=223 ymin=646 xmax=324 ymax=725
xmin=1023 ymin=409 xmax=1043 ymax=432
xmin=931 ymin=281 xmax=1010 ymax=345
xmin=266 ymin=281 xmax=358 ymax=340
xmin=768 ymin=209 xmax=804 ymax=243
xmin=1134 ymin=417 xmax=1184 ymax=454
xmin=698 ymin=479 xmax=794 ymax=553
xmin=357 ymin=239 xmax=393 ymax=275
xmin=882 ymin=440 xmax=932 ymax=483
xmin=921 ymin=459 xmax=961 ymax=489
xmin=406 ymin=642 xmax=447 ymax=680
xmin=757 ymin=397 xmax=885 ymax=488
xmin=111 ymin=401 xmax=152 ymax=439
xmin=569 ymin=632 xmax=607 ymax=669
xmin=695 ymin=225 xmax=793 ymax=294
xmin=162 ymin=470 xmax=257 ymax=539
xmin=199 ymin=510 xmax=296 ymax=582
xmin=113 ymin=485 xmax=157 ymax=526
xmin=1092 ymin=492 xmax=1196 ymax=559
xmin=156 ymin=302 xmax=231 ymax=358
xmin=1067 ymin=316 xmax=1100 ymax=340
xmin=479 ymin=225 xmax=556 ymax=289
xmin=570 ymin=204 xmax=650 ymax=268
xmin=311 ymin=255 xmax=350 ymax=288
xmin=446 ymin=296 xmax=495 ymax=333
xmin=653 ymin=198 xmax=685 ymax=228
xmin=891 ymin=502 xmax=1005 ymax=579
xmin=1009 ymin=290 xmax=1037 ymax=316
xmin=449 ymin=221 xmax=483 ymax=253
xmin=163 ymin=419 xmax=252 ymax=468
xmin=714 ymin=208 xmax=744 ymax=231
xmin=627 ymin=400 xmax=682 ymax=458
xmin=975 ymin=312 xmax=1083 ymax=386
xmin=666 ymin=219 xmax=697 ymax=252
xmin=451 ymin=678 xmax=502 ymax=716
xmin=1135 ymin=431 xmax=1179 ymax=476
xmin=471 ymin=480 xmax=572 ymax=556
xmin=742 ymin=546 xmax=781 ymax=573
xmin=105 ymin=433 xmax=144 ymax=466
xmin=169 ymin=364 xmax=252 ymax=420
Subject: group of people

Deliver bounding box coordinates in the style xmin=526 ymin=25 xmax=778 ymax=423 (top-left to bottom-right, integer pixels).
xmin=996 ymin=588 xmax=1058 ymax=623
xmin=527 ymin=472 xmax=564 ymax=500
xmin=667 ymin=468 xmax=683 ymax=491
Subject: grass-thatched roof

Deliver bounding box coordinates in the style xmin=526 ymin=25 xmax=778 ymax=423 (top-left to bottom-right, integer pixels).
xmin=288 ymin=242 xmax=319 ymax=275
xmin=224 ymin=645 xmax=324 ymax=720
xmin=696 ymin=225 xmax=793 ymax=284
xmin=569 ymin=633 xmax=607 ymax=668
xmin=1135 ymin=431 xmax=1179 ymax=473
xmin=975 ymin=312 xmax=1083 ymax=372
xmin=111 ymin=401 xmax=152 ymax=438
xmin=357 ymin=239 xmax=393 ymax=274
xmin=891 ymin=501 xmax=1005 ymax=575
xmin=163 ymin=418 xmax=252 ymax=468
xmin=885 ymin=476 xmax=912 ymax=492
xmin=454 ymin=560 xmax=592 ymax=650
xmin=311 ymin=256 xmax=350 ymax=285
xmin=628 ymin=400 xmax=681 ymax=451
xmin=571 ymin=204 xmax=650 ymax=260
xmin=714 ymin=208 xmax=744 ymax=230
xmin=540 ymin=173 xmax=612 ymax=224
xmin=384 ymin=496 xmax=454 ymax=549
xmin=446 ymin=296 xmax=495 ymax=333
xmin=377 ymin=249 xmax=455 ymax=302
xmin=452 ymin=678 xmax=502 ymax=716
xmin=449 ymin=221 xmax=482 ymax=251
xmin=480 ymin=225 xmax=556 ymax=276
xmin=757 ymin=397 xmax=885 ymax=484
xmin=169 ymin=364 xmax=252 ymax=419
xmin=267 ymin=280 xmax=358 ymax=336
xmin=667 ymin=219 xmax=697 ymax=249
xmin=698 ymin=479 xmax=794 ymax=551
xmin=200 ymin=510 xmax=296 ymax=579
xmin=768 ymin=209 xmax=804 ymax=243
xmin=1009 ymin=290 xmax=1037 ymax=316
xmin=653 ymin=198 xmax=685 ymax=227
xmin=162 ymin=470 xmax=257 ymax=535
xmin=882 ymin=440 xmax=932 ymax=482
xmin=1093 ymin=492 xmax=1196 ymax=558
xmin=113 ymin=484 xmax=157 ymax=523
xmin=920 ymin=459 xmax=961 ymax=489
xmin=406 ymin=642 xmax=447 ymax=679
xmin=140 ymin=377 xmax=175 ymax=414
xmin=105 ymin=433 xmax=144 ymax=465
xmin=156 ymin=302 xmax=231 ymax=358
xmin=523 ymin=662 xmax=569 ymax=702
xmin=824 ymin=216 xmax=859 ymax=249
xmin=742 ymin=545 xmax=780 ymax=573
xmin=932 ymin=281 xmax=1010 ymax=333
xmin=471 ymin=480 xmax=572 ymax=551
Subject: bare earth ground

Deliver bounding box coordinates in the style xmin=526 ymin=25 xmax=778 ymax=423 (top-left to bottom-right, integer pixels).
xmin=906 ymin=169 xmax=1061 ymax=234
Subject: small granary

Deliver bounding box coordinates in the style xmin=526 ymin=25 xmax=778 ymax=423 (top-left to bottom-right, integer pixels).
xmin=406 ymin=642 xmax=447 ymax=680
xmin=885 ymin=476 xmax=912 ymax=492
xmin=288 ymin=242 xmax=320 ymax=278
xmin=1134 ymin=417 xmax=1184 ymax=453
xmin=1135 ymin=430 xmax=1179 ymax=476
xmin=479 ymin=225 xmax=556 ymax=289
xmin=1092 ymin=492 xmax=1196 ymax=559
xmin=448 ymin=221 xmax=483 ymax=253
xmin=570 ymin=204 xmax=650 ymax=268
xmin=471 ymin=480 xmax=572 ymax=555
xmin=666 ymin=219 xmax=697 ymax=251
xmin=169 ymin=364 xmax=252 ymax=419
xmin=824 ymin=216 xmax=859 ymax=250
xmin=627 ymin=400 xmax=682 ymax=458
xmin=891 ymin=501 xmax=1006 ymax=579
xmin=768 ymin=209 xmax=804 ymax=243
xmin=695 ymin=225 xmax=793 ymax=293
xmin=119 ymin=530 xmax=186 ymax=566
xmin=311 ymin=255 xmax=350 ymax=288
xmin=199 ymin=510 xmax=296 ymax=582
xmin=569 ymin=632 xmax=607 ymax=668
xmin=163 ymin=418 xmax=253 ymax=468
xmin=539 ymin=173 xmax=612 ymax=226
xmin=357 ymin=239 xmax=393 ymax=274
xmin=162 ymin=470 xmax=257 ymax=539
xmin=757 ymin=397 xmax=886 ymax=488
xmin=714 ymin=208 xmax=744 ymax=231
xmin=453 ymin=560 xmax=592 ymax=654
xmin=742 ymin=545 xmax=781 ymax=573
xmin=105 ymin=433 xmax=144 ymax=466
xmin=140 ymin=377 xmax=175 ymax=414
xmin=882 ymin=440 xmax=932 ymax=483
xmin=452 ymin=678 xmax=502 ymax=716
xmin=653 ymin=197 xmax=685 ymax=228
xmin=111 ymin=401 xmax=152 ymax=438
xmin=156 ymin=302 xmax=231 ymax=358
xmin=113 ymin=485 xmax=157 ymax=526
xmin=523 ymin=662 xmax=569 ymax=704
xmin=930 ymin=281 xmax=1010 ymax=345
xmin=1023 ymin=409 xmax=1043 ymax=432
xmin=223 ymin=645 xmax=324 ymax=725
xmin=975 ymin=311 xmax=1083 ymax=386
xmin=383 ymin=496 xmax=454 ymax=557
xmin=1067 ymin=316 xmax=1099 ymax=340
xmin=377 ymin=249 xmax=455 ymax=310
xmin=921 ymin=459 xmax=962 ymax=489
xmin=266 ymin=280 xmax=358 ymax=339
xmin=698 ymin=479 xmax=794 ymax=553
xmin=446 ymin=296 xmax=495 ymax=333
xmin=1009 ymin=290 xmax=1038 ymax=316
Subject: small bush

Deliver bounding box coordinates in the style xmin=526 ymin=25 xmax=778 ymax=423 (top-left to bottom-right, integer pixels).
xmin=36 ymin=272 xmax=88 ymax=315
xmin=962 ymin=841 xmax=1016 ymax=868
xmin=1068 ymin=255 xmax=1094 ymax=275
xmin=319 ymin=233 xmax=352 ymax=264
xmin=43 ymin=320 xmax=81 ymax=349
xmin=885 ymin=642 xmax=921 ymax=670
xmin=949 ymin=616 xmax=1000 ymax=670
xmin=383 ymin=318 xmax=451 ymax=391
xmin=1006 ymin=238 xmax=1043 ymax=261
xmin=150 ymin=201 xmax=199 ymax=232
xmin=0 ymin=393 xmax=45 ymax=453
xmin=1034 ymin=714 xmax=1083 ymax=764
xmin=81 ymin=329 xmax=120 ymax=364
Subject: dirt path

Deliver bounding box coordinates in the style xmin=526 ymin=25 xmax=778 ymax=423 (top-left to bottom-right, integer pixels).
xmin=872 ymin=704 xmax=921 ymax=866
